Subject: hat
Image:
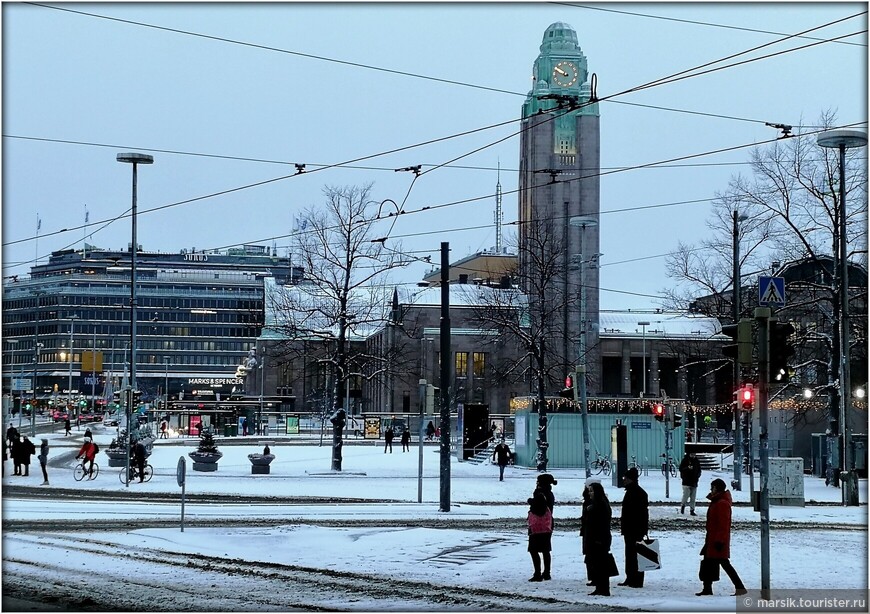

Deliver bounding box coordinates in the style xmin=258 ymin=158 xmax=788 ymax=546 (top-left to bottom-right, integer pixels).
xmin=537 ymin=473 xmax=558 ymax=486
xmin=624 ymin=467 xmax=639 ymax=481
xmin=584 ymin=477 xmax=601 ymax=487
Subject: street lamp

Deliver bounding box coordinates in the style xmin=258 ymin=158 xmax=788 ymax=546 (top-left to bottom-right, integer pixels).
xmin=6 ymin=339 xmax=20 ymax=420
xmin=817 ymin=129 xmax=867 ymax=500
xmin=638 ymin=321 xmax=651 ymax=397
xmin=732 ymin=210 xmax=749 ymax=491
xmin=64 ymin=315 xmax=78 ymax=416
xmin=118 ymin=151 xmax=154 ymax=489
xmin=569 ymin=215 xmax=598 ymax=478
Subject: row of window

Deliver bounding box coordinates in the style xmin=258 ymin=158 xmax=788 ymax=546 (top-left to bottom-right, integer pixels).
xmin=16 ymin=352 xmax=242 ymax=367
xmin=455 ymin=352 xmax=486 ymax=378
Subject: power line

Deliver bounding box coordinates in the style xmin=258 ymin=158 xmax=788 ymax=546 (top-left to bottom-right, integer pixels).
xmin=554 ymin=2 xmax=868 ymax=47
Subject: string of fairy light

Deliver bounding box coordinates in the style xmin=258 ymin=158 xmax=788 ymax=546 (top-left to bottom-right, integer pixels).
xmin=508 ymin=396 xmax=867 ymax=414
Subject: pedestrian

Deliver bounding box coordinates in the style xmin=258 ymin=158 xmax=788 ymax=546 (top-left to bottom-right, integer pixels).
xmin=76 ymin=437 xmax=98 ymax=478
xmin=526 ymin=473 xmax=557 ymax=582
xmin=618 ymin=467 xmax=649 ymax=588
xmin=64 ymin=418 xmax=71 ymax=436
xmin=679 ymin=451 xmax=702 ymax=515
xmin=159 ymin=420 xmax=169 ymax=439
xmin=401 ymin=428 xmax=411 ymax=452
xmin=20 ymin=436 xmax=35 ymax=477
xmin=492 ymin=438 xmax=512 ymax=481
xmin=38 ymin=438 xmax=49 ymax=485
xmin=580 ymin=476 xmax=596 ymax=585
xmin=11 ymin=435 xmax=23 ymax=475
xmin=489 ymin=422 xmax=498 ymax=441
xmin=384 ymin=426 xmax=394 ymax=453
xmin=6 ymin=424 xmax=19 ymax=447
xmin=242 ymin=417 xmax=249 ymax=436
xmin=1 ymin=436 xmax=6 ymax=477
xmin=584 ymin=481 xmax=615 ymax=596
xmin=696 ymin=478 xmax=747 ymax=596
xmin=425 ymin=421 xmax=436 ymax=441
xmin=84 ymin=427 xmax=93 ymax=441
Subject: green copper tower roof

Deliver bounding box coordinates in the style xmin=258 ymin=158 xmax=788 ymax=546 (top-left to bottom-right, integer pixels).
xmin=523 ymin=22 xmax=599 ymax=118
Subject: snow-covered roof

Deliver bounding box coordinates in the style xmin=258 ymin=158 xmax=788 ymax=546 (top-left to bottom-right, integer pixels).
xmin=599 ymin=311 xmax=725 ymax=341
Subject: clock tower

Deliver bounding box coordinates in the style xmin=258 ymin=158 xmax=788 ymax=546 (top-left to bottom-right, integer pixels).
xmin=518 ymin=22 xmax=601 ymax=391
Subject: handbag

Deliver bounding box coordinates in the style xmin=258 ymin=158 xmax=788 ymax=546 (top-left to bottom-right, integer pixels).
xmin=635 ymin=537 xmax=661 ymax=572
xmin=699 ymin=558 xmax=721 ymax=582
xmin=528 ymin=509 xmax=553 ymax=534
xmin=606 ymin=552 xmax=620 ymax=577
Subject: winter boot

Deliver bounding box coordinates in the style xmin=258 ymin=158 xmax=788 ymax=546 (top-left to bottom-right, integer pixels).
xmin=680 ymin=506 xmax=685 ymax=514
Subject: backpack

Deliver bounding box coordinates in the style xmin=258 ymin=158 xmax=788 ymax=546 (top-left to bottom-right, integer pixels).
xmin=92 ymin=442 xmax=100 ymax=454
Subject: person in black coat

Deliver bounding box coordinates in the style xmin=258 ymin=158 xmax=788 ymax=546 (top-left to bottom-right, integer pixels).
xmin=384 ymin=427 xmax=394 ymax=453
xmin=64 ymin=418 xmax=71 ymax=436
xmin=679 ymin=452 xmax=702 ymax=515
xmin=400 ymin=429 xmax=411 ymax=452
xmin=492 ymin=439 xmax=512 ymax=481
xmin=526 ymin=473 xmax=557 ymax=582
xmin=619 ymin=467 xmax=649 ymax=588
xmin=11 ymin=435 xmax=23 ymax=475
xmin=20 ymin=436 xmax=36 ymax=477
xmin=584 ymin=481 xmax=614 ymax=596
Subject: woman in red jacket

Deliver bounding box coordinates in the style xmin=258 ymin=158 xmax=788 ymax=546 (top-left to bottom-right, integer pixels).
xmin=697 ymin=478 xmax=747 ymax=596
xmin=76 ymin=438 xmax=98 ymax=478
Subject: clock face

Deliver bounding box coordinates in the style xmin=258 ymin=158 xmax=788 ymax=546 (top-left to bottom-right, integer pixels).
xmin=552 ymin=61 xmax=579 ymax=87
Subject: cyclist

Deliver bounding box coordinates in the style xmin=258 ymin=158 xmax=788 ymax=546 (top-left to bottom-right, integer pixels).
xmin=130 ymin=440 xmax=147 ymax=482
xmin=76 ymin=437 xmax=98 ymax=478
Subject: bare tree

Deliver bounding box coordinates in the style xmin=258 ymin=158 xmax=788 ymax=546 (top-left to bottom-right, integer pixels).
xmin=467 ymin=217 xmax=574 ymax=471
xmin=267 ymin=184 xmax=410 ymax=470
xmin=664 ymin=112 xmax=868 ymax=476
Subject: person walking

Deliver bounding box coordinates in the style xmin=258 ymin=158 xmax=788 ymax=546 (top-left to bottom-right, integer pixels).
xmin=492 ymin=438 xmax=512 ymax=481
xmin=400 ymin=428 xmax=411 ymax=452
xmin=64 ymin=417 xmax=72 ymax=436
xmin=242 ymin=417 xmax=249 ymax=436
xmin=131 ymin=440 xmax=147 ymax=482
xmin=83 ymin=427 xmax=93 ymax=441
xmin=159 ymin=420 xmax=169 ymax=439
xmin=20 ymin=436 xmax=36 ymax=477
xmin=526 ymin=473 xmax=557 ymax=582
xmin=619 ymin=467 xmax=649 ymax=588
xmin=680 ymin=452 xmax=702 ymax=515
xmin=696 ymin=478 xmax=747 ymax=596
xmin=38 ymin=438 xmax=50 ymax=485
xmin=425 ymin=421 xmax=436 ymax=441
xmin=384 ymin=426 xmax=394 ymax=453
xmin=584 ymin=481 xmax=614 ymax=596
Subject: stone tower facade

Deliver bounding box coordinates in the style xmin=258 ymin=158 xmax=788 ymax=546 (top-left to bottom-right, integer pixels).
xmin=518 ymin=22 xmax=601 ymax=390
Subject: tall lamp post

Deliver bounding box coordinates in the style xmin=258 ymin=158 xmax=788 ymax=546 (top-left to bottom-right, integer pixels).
xmin=638 ymin=321 xmax=651 ymax=397
xmin=732 ymin=211 xmax=748 ymax=491
xmin=6 ymin=339 xmax=19 ymax=420
xmin=117 ymin=152 xmax=154 ymax=488
xmin=569 ymin=215 xmax=598 ymax=478
xmin=817 ymin=129 xmax=867 ymax=505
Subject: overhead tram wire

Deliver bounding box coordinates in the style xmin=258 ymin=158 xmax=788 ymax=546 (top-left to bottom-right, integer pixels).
xmin=25 ymin=3 xmax=864 ymax=128
xmin=6 ymin=120 xmax=863 ymax=271
xmin=554 ymin=2 xmax=867 ymax=47
xmin=5 ymin=15 xmax=864 ymax=254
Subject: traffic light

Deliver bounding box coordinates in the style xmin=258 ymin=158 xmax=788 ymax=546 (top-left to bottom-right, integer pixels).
xmin=79 ymin=399 xmax=87 ymax=408
xmin=722 ymin=319 xmax=753 ymax=366
xmin=671 ymin=408 xmax=683 ymax=428
xmin=740 ymin=385 xmax=755 ymax=411
xmin=769 ymin=320 xmax=796 ymax=382
xmin=652 ymin=402 xmax=665 ymax=422
xmin=560 ymin=374 xmax=575 ymax=399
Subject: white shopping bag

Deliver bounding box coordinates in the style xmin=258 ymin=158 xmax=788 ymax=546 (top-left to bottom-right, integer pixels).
xmin=636 ymin=538 xmax=661 ymax=572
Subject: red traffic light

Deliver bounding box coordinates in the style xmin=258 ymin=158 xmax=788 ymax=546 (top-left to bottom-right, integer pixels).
xmin=740 ymin=385 xmax=755 ymax=410
xmin=564 ymin=374 xmax=574 ymax=388
xmin=652 ymin=403 xmax=665 ymax=421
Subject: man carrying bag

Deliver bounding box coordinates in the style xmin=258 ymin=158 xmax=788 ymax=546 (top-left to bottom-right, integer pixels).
xmin=619 ymin=467 xmax=649 ymax=588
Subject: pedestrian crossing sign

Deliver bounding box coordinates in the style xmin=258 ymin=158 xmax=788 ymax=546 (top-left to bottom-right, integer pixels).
xmin=759 ymin=276 xmax=786 ymax=307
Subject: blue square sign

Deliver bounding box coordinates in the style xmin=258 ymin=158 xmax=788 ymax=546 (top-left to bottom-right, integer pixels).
xmin=759 ymin=276 xmax=785 ymax=307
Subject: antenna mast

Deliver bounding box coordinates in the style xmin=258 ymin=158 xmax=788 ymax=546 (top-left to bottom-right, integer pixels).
xmin=494 ymin=161 xmax=503 ymax=252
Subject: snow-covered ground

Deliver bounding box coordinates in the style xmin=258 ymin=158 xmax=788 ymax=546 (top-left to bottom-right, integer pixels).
xmin=3 ymin=426 xmax=868 ymax=611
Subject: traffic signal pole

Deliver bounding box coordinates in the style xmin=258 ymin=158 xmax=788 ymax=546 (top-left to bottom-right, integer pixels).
xmin=755 ymin=307 xmax=771 ymax=596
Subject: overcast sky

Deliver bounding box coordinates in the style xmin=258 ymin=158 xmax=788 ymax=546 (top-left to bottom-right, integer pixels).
xmin=2 ymin=2 xmax=866 ymax=310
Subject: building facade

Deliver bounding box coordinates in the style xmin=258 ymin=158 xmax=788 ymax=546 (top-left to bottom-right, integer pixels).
xmin=2 ymin=244 xmax=299 ymax=410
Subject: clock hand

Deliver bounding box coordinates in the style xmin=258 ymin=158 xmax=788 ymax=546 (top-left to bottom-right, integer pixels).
xmin=554 ymin=66 xmax=568 ymax=76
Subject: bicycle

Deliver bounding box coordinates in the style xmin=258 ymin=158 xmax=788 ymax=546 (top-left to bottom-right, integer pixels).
xmin=590 ymin=453 xmax=612 ymax=476
xmin=628 ymin=455 xmax=641 ymax=471
xmin=73 ymin=461 xmax=100 ymax=481
xmin=661 ymin=454 xmax=677 ymax=477
xmin=120 ymin=463 xmax=154 ymax=484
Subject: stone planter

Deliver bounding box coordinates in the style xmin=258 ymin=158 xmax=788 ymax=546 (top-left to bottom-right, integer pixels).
xmin=105 ymin=444 xmax=154 ymax=467
xmin=247 ymin=453 xmax=275 ymax=475
xmin=189 ymin=450 xmax=223 ymax=472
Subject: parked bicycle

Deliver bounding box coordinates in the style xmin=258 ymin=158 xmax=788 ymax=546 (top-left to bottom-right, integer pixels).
xmin=120 ymin=463 xmax=154 ymax=484
xmin=73 ymin=462 xmax=100 ymax=481
xmin=628 ymin=455 xmax=641 ymax=471
xmin=590 ymin=453 xmax=612 ymax=476
xmin=661 ymin=453 xmax=677 ymax=477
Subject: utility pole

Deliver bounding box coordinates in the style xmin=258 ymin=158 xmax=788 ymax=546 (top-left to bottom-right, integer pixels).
xmin=439 ymin=242 xmax=451 ymax=513
xmin=417 ymin=378 xmax=426 ymax=503
xmin=755 ymin=307 xmax=771 ymax=596
xmin=732 ymin=210 xmax=746 ymax=491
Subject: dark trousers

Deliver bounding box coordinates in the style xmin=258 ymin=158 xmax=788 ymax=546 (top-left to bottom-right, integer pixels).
xmin=498 ymin=463 xmax=507 ymax=481
xmin=530 ymin=551 xmax=551 ymax=577
xmin=40 ymin=461 xmax=48 ymax=482
xmin=384 ymin=441 xmax=392 ymax=453
xmin=623 ymin=536 xmax=645 ymax=587
xmin=402 ymin=442 xmax=409 ymax=452
xmin=703 ymin=558 xmax=745 ymax=591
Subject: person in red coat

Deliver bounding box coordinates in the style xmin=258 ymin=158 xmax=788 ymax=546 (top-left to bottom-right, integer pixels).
xmin=697 ymin=478 xmax=747 ymax=596
xmin=76 ymin=438 xmax=98 ymax=478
